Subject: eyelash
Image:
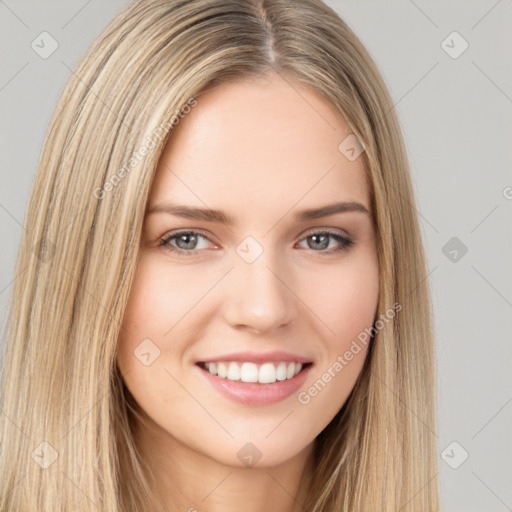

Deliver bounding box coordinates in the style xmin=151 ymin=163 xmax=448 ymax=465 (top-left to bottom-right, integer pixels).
xmin=159 ymin=229 xmax=354 ymax=257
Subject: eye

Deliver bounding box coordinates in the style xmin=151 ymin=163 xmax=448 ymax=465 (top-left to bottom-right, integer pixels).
xmin=159 ymin=229 xmax=354 ymax=257
xmin=160 ymin=230 xmax=215 ymax=256
xmin=295 ymin=229 xmax=354 ymax=254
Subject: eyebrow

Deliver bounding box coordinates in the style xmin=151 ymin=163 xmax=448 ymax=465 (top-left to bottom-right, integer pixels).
xmin=146 ymin=201 xmax=370 ymax=225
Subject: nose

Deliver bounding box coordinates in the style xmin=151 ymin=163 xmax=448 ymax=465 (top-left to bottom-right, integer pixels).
xmin=221 ymin=249 xmax=296 ymax=334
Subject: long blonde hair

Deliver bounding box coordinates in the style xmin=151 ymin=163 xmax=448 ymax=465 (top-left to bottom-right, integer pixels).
xmin=0 ymin=1 xmax=439 ymax=510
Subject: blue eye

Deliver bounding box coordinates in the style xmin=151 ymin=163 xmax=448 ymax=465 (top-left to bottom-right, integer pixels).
xmin=160 ymin=231 xmax=213 ymax=256
xmin=159 ymin=229 xmax=354 ymax=257
xmin=298 ymin=230 xmax=354 ymax=253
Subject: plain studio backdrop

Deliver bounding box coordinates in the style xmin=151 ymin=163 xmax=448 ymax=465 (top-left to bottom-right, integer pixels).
xmin=0 ymin=1 xmax=511 ymax=510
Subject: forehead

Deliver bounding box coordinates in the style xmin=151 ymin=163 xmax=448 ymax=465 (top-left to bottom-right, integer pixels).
xmin=148 ymin=73 xmax=370 ymax=216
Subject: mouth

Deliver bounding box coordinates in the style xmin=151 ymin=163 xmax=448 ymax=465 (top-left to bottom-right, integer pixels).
xmin=195 ymin=359 xmax=314 ymax=406
xmin=196 ymin=360 xmax=314 ymax=385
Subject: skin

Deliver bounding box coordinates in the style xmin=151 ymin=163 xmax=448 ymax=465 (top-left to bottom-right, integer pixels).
xmin=116 ymin=71 xmax=379 ymax=512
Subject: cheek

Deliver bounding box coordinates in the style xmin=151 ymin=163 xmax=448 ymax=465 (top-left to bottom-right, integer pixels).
xmin=309 ymin=251 xmax=379 ymax=348
xmin=115 ymin=255 xmax=193 ymax=419
xmin=295 ymin=254 xmax=378 ymax=432
xmin=116 ymin=255 xmax=177 ymax=374
xmin=116 ymin=253 xmax=205 ymax=363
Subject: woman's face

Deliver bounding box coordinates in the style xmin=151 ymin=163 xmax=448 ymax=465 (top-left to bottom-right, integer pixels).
xmin=117 ymin=72 xmax=379 ymax=468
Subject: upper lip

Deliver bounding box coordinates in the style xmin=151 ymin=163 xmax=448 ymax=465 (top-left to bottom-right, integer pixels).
xmin=196 ymin=350 xmax=313 ymax=365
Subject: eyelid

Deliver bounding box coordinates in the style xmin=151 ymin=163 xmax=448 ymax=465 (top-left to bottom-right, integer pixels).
xmin=299 ymin=226 xmax=352 ymax=241
xmin=161 ymin=226 xmax=352 ymax=242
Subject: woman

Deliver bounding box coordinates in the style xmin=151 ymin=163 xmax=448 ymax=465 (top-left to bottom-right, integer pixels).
xmin=0 ymin=1 xmax=439 ymax=510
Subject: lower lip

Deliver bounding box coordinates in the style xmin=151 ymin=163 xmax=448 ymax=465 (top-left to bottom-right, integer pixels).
xmin=195 ymin=363 xmax=313 ymax=406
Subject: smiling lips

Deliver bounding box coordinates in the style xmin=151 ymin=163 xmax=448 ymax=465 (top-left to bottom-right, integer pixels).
xmin=196 ymin=350 xmax=313 ymax=384
xmin=199 ymin=361 xmax=306 ymax=384
xmin=195 ymin=350 xmax=314 ymax=405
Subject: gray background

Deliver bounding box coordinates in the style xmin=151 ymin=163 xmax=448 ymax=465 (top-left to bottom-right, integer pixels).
xmin=1 ymin=1 xmax=511 ymax=510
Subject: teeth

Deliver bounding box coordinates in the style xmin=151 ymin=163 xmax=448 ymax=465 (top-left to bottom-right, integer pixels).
xmin=276 ymin=362 xmax=287 ymax=381
xmin=227 ymin=362 xmax=240 ymax=380
xmin=217 ymin=362 xmax=227 ymax=378
xmin=202 ymin=361 xmax=305 ymax=384
xmin=259 ymin=362 xmax=276 ymax=384
xmin=240 ymin=362 xmax=258 ymax=383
